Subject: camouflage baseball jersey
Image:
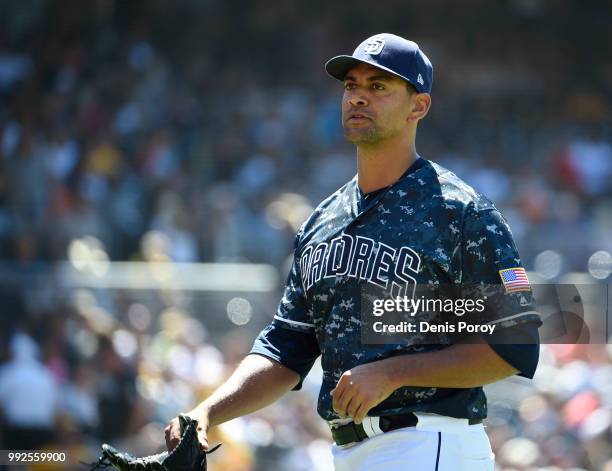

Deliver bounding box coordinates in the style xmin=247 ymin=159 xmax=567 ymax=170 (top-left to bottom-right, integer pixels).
xmin=250 ymin=157 xmax=541 ymax=422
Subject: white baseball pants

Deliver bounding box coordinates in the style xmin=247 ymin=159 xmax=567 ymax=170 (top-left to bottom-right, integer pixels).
xmin=331 ymin=413 xmax=495 ymax=471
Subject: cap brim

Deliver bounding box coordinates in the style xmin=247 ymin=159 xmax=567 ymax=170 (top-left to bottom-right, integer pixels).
xmin=324 ymin=55 xmax=422 ymax=92
xmin=325 ymin=55 xmax=366 ymax=80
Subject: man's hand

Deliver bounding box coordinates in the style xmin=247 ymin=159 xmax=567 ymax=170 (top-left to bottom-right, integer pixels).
xmin=330 ymin=361 xmax=399 ymax=424
xmin=165 ymin=405 xmax=210 ymax=451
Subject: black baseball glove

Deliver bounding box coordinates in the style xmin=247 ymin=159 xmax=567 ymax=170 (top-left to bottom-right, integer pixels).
xmin=87 ymin=414 xmax=221 ymax=471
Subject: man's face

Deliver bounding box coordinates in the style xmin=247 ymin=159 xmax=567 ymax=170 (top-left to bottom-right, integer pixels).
xmin=342 ymin=63 xmax=414 ymax=145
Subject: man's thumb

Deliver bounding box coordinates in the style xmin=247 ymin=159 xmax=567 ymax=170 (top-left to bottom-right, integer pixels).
xmin=199 ymin=434 xmax=209 ymax=451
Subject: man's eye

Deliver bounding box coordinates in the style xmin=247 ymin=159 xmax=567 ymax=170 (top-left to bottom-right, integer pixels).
xmin=372 ymin=83 xmax=385 ymax=90
xmin=344 ymin=83 xmax=356 ymax=90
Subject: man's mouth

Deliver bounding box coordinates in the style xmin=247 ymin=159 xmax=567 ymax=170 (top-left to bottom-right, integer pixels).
xmin=346 ymin=113 xmax=372 ymax=122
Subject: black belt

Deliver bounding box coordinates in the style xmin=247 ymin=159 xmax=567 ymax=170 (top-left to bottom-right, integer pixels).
xmin=330 ymin=413 xmax=482 ymax=446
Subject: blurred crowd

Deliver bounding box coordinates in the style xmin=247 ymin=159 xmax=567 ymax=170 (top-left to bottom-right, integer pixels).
xmin=0 ymin=0 xmax=610 ymax=269
xmin=0 ymin=0 xmax=610 ymax=470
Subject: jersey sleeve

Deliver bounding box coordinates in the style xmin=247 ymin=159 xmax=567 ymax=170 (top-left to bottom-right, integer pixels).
xmin=487 ymin=325 xmax=540 ymax=378
xmin=460 ymin=204 xmax=542 ymax=330
xmin=459 ymin=205 xmax=542 ymax=377
xmin=249 ymin=236 xmax=321 ymax=390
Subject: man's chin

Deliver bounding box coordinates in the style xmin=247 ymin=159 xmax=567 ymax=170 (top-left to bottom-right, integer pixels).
xmin=343 ymin=129 xmax=379 ymax=145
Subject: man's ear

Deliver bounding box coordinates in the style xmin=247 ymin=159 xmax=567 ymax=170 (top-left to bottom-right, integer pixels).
xmin=408 ymin=93 xmax=431 ymax=121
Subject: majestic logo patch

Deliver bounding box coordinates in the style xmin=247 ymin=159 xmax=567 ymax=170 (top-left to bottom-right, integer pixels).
xmin=417 ymin=73 xmax=424 ymax=85
xmin=499 ymin=267 xmax=531 ymax=293
xmin=363 ymin=37 xmax=385 ymax=55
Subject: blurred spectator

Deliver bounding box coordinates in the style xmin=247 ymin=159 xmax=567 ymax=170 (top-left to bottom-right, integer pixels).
xmin=95 ymin=336 xmax=137 ymax=442
xmin=0 ymin=331 xmax=59 ymax=449
xmin=59 ymin=362 xmax=100 ymax=433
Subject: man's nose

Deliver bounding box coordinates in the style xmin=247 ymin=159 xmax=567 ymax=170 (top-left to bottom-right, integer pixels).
xmin=348 ymin=94 xmax=368 ymax=107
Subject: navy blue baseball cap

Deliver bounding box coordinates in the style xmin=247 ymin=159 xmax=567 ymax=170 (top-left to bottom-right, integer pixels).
xmin=325 ymin=33 xmax=433 ymax=94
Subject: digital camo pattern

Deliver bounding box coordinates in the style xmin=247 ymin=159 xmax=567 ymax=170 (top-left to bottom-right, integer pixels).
xmin=252 ymin=158 xmax=541 ymax=421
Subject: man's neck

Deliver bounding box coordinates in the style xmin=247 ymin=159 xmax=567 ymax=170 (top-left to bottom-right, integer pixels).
xmin=356 ymin=136 xmax=418 ymax=194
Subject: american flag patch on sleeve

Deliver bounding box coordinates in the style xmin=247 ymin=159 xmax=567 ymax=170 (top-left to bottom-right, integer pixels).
xmin=499 ymin=267 xmax=531 ymax=293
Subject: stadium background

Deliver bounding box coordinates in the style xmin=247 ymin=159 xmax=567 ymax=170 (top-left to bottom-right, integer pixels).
xmin=0 ymin=0 xmax=610 ymax=469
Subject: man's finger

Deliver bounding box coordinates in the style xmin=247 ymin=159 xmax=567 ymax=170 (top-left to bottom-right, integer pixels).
xmin=353 ymin=402 xmax=372 ymax=424
xmin=332 ymin=387 xmax=350 ymax=417
xmin=199 ymin=437 xmax=210 ymax=451
xmin=334 ymin=390 xmax=351 ymax=417
xmin=340 ymin=396 xmax=355 ymax=419
xmin=164 ymin=427 xmax=171 ymax=450
xmin=164 ymin=423 xmax=176 ymax=450
xmin=346 ymin=395 xmax=362 ymax=419
xmin=331 ymin=386 xmax=345 ymax=412
xmin=193 ymin=420 xmax=209 ymax=451
xmin=331 ymin=379 xmax=346 ymax=398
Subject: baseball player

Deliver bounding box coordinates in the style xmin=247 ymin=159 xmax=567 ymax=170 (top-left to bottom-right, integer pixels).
xmin=165 ymin=33 xmax=541 ymax=470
